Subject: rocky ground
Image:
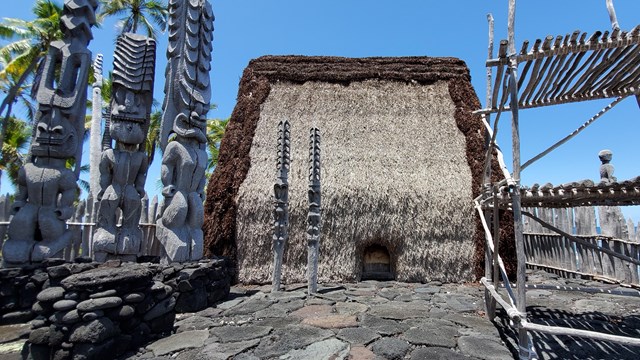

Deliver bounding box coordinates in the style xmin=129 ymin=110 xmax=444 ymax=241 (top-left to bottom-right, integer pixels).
xmin=1 ymin=269 xmax=639 ymax=359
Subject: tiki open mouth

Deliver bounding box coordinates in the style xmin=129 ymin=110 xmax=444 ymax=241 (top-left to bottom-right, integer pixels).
xmin=111 ymin=114 xmax=146 ymax=124
xmin=35 ymin=134 xmax=73 ymax=145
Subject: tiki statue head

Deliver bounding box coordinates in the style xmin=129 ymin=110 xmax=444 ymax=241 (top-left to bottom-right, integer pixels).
xmin=106 ymin=33 xmax=156 ymax=148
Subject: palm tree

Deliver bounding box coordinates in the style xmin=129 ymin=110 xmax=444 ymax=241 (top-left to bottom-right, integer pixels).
xmin=0 ymin=50 xmax=36 ymax=124
xmin=0 ymin=116 xmax=31 ymax=186
xmin=145 ymin=107 xmax=161 ymax=166
xmin=205 ymin=117 xmax=228 ymax=178
xmin=98 ymin=0 xmax=168 ymax=40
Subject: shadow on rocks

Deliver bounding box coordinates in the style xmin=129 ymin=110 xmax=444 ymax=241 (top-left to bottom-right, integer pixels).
xmin=494 ymin=307 xmax=640 ymax=360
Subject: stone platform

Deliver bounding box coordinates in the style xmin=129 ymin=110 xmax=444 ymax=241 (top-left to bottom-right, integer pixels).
xmin=1 ymin=269 xmax=639 ymax=359
xmin=123 ymin=281 xmax=510 ymax=360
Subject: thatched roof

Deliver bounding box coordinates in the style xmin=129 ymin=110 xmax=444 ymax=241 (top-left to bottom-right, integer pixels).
xmin=204 ymin=55 xmax=502 ymax=283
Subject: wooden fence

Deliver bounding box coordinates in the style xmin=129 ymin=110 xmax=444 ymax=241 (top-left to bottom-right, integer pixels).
xmin=0 ymin=194 xmax=163 ymax=261
xmin=523 ymin=206 xmax=640 ymax=286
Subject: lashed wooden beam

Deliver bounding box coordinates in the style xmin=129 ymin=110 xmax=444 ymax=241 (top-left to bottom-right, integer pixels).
xmin=521 ymin=96 xmax=626 ymax=171
xmin=476 ymin=26 xmax=640 ymax=115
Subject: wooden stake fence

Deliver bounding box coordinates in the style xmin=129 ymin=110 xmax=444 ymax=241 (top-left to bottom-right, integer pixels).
xmin=523 ymin=206 xmax=640 ymax=286
xmin=0 ymin=194 xmax=163 ymax=261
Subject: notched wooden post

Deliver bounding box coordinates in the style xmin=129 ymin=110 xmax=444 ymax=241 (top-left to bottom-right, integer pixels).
xmin=272 ymin=120 xmax=291 ymax=292
xmin=307 ymin=127 xmax=321 ymax=294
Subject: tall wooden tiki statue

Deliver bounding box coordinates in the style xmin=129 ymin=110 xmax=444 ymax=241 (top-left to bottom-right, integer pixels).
xmin=93 ymin=33 xmax=156 ymax=262
xmin=156 ymin=0 xmax=214 ymax=263
xmin=2 ymin=0 xmax=98 ymax=266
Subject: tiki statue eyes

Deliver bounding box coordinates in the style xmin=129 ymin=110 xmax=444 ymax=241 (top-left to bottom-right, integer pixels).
xmin=108 ymin=87 xmax=148 ymax=145
xmin=31 ymin=105 xmax=78 ymax=159
xmin=173 ymin=109 xmax=207 ymax=144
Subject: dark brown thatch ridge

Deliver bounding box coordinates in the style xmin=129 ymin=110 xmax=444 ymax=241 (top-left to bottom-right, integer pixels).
xmin=446 ymin=78 xmax=485 ymax=279
xmin=237 ymin=55 xmax=471 ymax=85
xmin=204 ymin=55 xmax=485 ymax=279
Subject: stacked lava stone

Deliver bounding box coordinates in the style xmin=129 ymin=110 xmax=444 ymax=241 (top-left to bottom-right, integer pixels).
xmin=25 ymin=259 xmax=231 ymax=359
xmin=27 ymin=263 xmax=173 ymax=360
xmin=154 ymin=258 xmax=231 ymax=313
xmin=0 ymin=258 xmax=96 ymax=325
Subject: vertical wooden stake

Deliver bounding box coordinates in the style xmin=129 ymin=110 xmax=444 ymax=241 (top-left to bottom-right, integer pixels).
xmin=483 ymin=12 xmax=497 ymax=320
xmin=507 ymin=1 xmax=532 ymax=359
xmin=490 ymin=186 xmax=501 ymax=318
xmin=606 ymin=0 xmax=620 ymax=30
xmin=272 ymin=120 xmax=291 ymax=292
xmin=307 ymin=128 xmax=321 ymax=294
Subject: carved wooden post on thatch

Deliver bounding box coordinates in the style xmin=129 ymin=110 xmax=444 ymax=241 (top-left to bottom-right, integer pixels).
xmin=272 ymin=120 xmax=291 ymax=291
xmin=606 ymin=0 xmax=620 ymax=30
xmin=307 ymin=128 xmax=321 ymax=294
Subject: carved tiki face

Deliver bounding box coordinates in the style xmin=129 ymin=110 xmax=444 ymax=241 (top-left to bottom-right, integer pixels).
xmin=31 ymin=40 xmax=89 ymax=159
xmin=173 ymin=105 xmax=208 ymax=144
xmin=109 ymin=86 xmax=148 ymax=145
xmin=31 ymin=105 xmax=79 ymax=159
xmin=108 ymin=33 xmax=156 ymax=146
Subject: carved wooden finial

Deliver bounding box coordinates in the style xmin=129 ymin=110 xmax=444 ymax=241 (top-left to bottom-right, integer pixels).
xmin=92 ymin=54 xmax=103 ymax=87
xmin=307 ymin=127 xmax=321 ymax=294
xmin=276 ymin=119 xmax=291 ymax=179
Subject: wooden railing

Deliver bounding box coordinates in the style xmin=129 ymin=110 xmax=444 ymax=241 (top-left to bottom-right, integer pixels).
xmin=523 ymin=206 xmax=640 ymax=286
xmin=0 ymin=194 xmax=163 ymax=260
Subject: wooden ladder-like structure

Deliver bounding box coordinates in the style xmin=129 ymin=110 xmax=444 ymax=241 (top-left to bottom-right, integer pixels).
xmin=477 ymin=1 xmax=640 ymax=358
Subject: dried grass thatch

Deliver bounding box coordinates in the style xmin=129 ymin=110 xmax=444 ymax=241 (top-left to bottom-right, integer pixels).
xmin=204 ymin=56 xmax=492 ymax=283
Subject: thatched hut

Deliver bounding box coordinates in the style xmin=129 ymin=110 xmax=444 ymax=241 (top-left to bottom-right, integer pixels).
xmin=204 ymin=56 xmax=489 ymax=284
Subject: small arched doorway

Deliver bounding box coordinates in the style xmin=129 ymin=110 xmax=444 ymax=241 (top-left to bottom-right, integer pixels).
xmin=361 ymin=244 xmax=394 ymax=280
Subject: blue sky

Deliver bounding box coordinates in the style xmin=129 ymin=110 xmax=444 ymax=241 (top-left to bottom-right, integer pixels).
xmin=1 ymin=0 xmax=639 ymax=222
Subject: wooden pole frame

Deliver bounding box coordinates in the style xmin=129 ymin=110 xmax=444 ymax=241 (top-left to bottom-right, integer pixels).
xmin=479 ymin=1 xmax=640 ymax=357
xmin=481 ymin=277 xmax=640 ymax=347
xmin=521 ymin=96 xmax=626 ymax=170
xmin=506 ymin=2 xmax=532 ymax=359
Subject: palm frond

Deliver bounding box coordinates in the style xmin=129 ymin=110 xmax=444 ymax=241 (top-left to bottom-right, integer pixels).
xmin=119 ymin=15 xmax=135 ymax=34
xmin=139 ymin=15 xmax=158 ymax=39
xmin=3 ymin=46 xmax=40 ymax=78
xmin=0 ymin=117 xmax=31 ymax=186
xmin=0 ymin=22 xmax=31 ymax=39
xmin=146 ymin=4 xmax=168 ymax=32
xmin=99 ymin=0 xmax=168 ymax=39
xmin=78 ymin=178 xmax=91 ymax=195
xmin=0 ymin=39 xmax=33 ymax=60
xmin=18 ymin=96 xmax=35 ymax=122
xmin=32 ymin=0 xmax=63 ymax=20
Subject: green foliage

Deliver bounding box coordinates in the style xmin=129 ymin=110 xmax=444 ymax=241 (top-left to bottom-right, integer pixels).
xmin=0 ymin=0 xmax=63 ymax=87
xmin=206 ymin=117 xmax=228 ymax=178
xmin=0 ymin=116 xmax=30 ymax=186
xmin=98 ymin=0 xmax=168 ymax=40
xmin=0 ymin=51 xmax=35 ymax=122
